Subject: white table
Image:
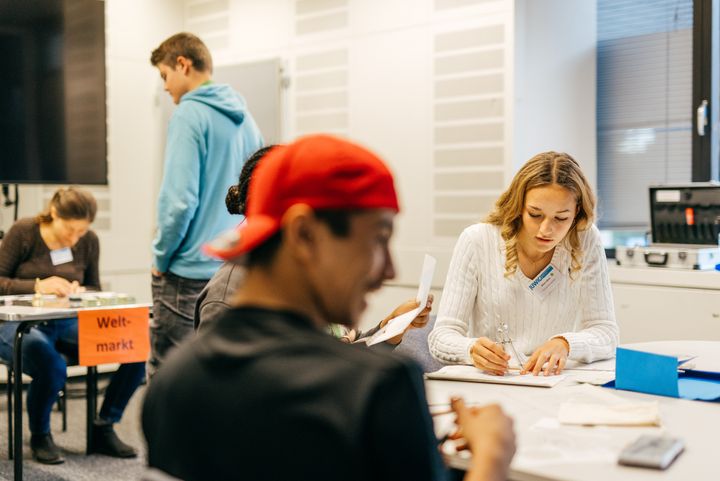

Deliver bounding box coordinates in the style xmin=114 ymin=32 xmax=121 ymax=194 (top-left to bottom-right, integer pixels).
xmin=427 ymin=341 xmax=720 ymax=481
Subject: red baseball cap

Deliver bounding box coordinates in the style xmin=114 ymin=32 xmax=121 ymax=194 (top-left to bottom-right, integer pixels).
xmin=204 ymin=134 xmax=400 ymax=261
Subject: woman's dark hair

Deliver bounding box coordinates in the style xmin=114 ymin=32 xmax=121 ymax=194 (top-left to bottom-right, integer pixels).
xmin=35 ymin=187 xmax=97 ymax=224
xmin=225 ymin=146 xmax=276 ymax=215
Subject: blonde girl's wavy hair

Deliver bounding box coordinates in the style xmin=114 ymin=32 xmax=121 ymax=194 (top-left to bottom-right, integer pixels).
xmin=485 ymin=151 xmax=595 ymax=278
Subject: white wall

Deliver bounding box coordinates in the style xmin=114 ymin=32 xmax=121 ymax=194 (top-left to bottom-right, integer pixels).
xmin=172 ymin=0 xmax=595 ymax=328
xmin=100 ymin=0 xmax=184 ymax=301
xmin=513 ymin=0 xmax=597 ymax=189
xmin=0 ymin=0 xmax=597 ymax=328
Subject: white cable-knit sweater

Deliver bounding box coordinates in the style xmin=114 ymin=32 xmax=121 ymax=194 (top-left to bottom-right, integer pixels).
xmin=429 ymin=223 xmax=618 ymax=365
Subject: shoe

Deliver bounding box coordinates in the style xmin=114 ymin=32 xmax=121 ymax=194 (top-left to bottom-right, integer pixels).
xmin=91 ymin=423 xmax=137 ymax=458
xmin=30 ymin=433 xmax=65 ymax=465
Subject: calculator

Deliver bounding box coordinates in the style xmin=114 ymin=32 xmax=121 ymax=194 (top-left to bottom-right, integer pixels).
xmin=618 ymin=435 xmax=684 ymax=470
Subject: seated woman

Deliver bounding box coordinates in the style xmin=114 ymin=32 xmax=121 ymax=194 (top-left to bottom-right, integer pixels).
xmin=195 ymin=147 xmax=432 ymax=345
xmin=429 ymin=151 xmax=618 ymax=376
xmin=0 ymin=187 xmax=145 ymax=464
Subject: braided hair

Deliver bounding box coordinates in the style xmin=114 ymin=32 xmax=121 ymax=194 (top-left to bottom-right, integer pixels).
xmin=225 ymin=146 xmax=276 ymax=216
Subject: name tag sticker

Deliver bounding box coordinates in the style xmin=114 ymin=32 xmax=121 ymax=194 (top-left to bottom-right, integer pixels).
xmin=50 ymin=247 xmax=73 ymax=266
xmin=527 ymin=264 xmax=559 ymax=299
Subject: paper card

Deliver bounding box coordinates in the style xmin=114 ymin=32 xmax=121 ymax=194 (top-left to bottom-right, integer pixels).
xmin=615 ymin=348 xmax=679 ymax=398
xmin=78 ymin=307 xmax=150 ymax=366
xmin=50 ymin=247 xmax=73 ymax=266
xmin=414 ymin=254 xmax=436 ymax=304
xmin=526 ymin=263 xmax=559 ymax=299
xmin=366 ymin=254 xmax=436 ymax=346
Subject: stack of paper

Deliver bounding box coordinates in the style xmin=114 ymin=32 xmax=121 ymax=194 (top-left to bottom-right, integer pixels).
xmin=558 ymin=385 xmax=661 ymax=426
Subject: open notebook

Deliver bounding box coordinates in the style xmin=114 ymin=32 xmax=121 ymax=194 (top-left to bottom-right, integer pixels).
xmin=426 ymin=365 xmax=566 ymax=388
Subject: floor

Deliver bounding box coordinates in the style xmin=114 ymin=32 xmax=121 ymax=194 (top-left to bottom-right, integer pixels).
xmin=0 ymin=376 xmax=147 ymax=481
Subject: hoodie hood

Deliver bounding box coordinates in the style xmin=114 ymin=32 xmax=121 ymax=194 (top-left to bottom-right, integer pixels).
xmin=181 ymin=83 xmax=247 ymax=124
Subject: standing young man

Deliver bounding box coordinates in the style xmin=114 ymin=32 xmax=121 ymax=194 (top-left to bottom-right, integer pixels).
xmin=148 ymin=32 xmax=263 ymax=376
xmin=142 ymin=135 xmax=515 ymax=481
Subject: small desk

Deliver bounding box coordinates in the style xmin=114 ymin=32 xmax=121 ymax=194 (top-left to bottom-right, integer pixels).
xmin=0 ymin=303 xmax=150 ymax=481
xmin=427 ymin=341 xmax=720 ymax=481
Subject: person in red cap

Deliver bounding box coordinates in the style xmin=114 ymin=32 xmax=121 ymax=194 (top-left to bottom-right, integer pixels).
xmin=193 ymin=145 xmax=433 ymax=347
xmin=141 ymin=134 xmax=515 ymax=481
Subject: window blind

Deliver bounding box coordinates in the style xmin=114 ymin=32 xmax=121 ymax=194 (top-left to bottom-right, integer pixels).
xmin=597 ymin=0 xmax=693 ymax=228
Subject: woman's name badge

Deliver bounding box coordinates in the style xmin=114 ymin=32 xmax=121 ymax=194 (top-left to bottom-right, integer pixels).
xmin=527 ymin=263 xmax=559 ymax=299
xmin=50 ymin=247 xmax=73 ymax=266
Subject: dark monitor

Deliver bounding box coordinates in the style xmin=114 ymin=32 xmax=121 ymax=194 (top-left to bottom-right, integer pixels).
xmin=0 ymin=0 xmax=107 ymax=185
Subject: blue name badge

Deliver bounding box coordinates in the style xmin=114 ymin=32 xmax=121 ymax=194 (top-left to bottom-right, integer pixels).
xmin=526 ymin=264 xmax=558 ymax=299
xmin=50 ymin=247 xmax=74 ymax=266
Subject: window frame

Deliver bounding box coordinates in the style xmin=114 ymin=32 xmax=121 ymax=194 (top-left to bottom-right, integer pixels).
xmin=691 ymin=0 xmax=717 ymax=181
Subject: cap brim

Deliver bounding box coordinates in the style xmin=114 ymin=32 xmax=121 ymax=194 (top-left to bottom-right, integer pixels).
xmin=203 ymin=215 xmax=281 ymax=261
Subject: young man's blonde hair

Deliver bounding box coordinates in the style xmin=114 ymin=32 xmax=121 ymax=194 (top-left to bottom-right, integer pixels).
xmin=150 ymin=32 xmax=213 ymax=73
xmin=485 ymin=151 xmax=595 ymax=278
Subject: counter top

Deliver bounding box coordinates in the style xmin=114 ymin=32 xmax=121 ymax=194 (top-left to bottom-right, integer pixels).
xmin=608 ymin=264 xmax=720 ymax=290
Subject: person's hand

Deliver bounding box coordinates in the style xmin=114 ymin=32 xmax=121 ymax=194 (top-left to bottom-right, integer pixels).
xmin=38 ymin=276 xmax=74 ymax=296
xmin=451 ymin=398 xmax=516 ymax=481
xmin=69 ymin=280 xmax=86 ymax=294
xmin=470 ymin=337 xmax=510 ymax=375
xmin=521 ymin=337 xmax=569 ymax=376
xmin=151 ymin=266 xmax=163 ymax=278
xmin=380 ymin=294 xmax=434 ymax=345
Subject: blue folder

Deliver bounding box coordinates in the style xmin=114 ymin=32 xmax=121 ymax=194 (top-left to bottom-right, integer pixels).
xmin=605 ymin=347 xmax=720 ymax=402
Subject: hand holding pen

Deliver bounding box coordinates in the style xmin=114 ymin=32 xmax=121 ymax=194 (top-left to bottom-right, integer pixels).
xmin=441 ymin=397 xmax=516 ymax=481
xmin=469 ymin=337 xmax=511 ymax=375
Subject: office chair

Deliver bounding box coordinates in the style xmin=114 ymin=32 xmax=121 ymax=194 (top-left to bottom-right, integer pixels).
xmin=393 ymin=315 xmax=444 ymax=373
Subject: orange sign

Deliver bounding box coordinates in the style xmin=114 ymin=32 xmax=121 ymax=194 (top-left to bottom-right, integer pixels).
xmin=77 ymin=307 xmax=150 ymax=366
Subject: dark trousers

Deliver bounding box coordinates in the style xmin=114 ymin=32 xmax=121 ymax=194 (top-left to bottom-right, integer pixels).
xmin=148 ymin=272 xmax=207 ymax=378
xmin=0 ymin=318 xmax=146 ymax=434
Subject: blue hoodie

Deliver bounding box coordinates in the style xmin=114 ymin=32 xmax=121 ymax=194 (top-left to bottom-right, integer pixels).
xmin=152 ymin=84 xmax=264 ymax=280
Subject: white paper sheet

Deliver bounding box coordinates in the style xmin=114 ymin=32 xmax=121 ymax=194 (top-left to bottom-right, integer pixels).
xmin=366 ymin=254 xmax=436 ymax=346
xmin=566 ymin=370 xmax=617 ymax=386
xmin=563 ymin=358 xmax=616 ymax=371
xmin=426 ymin=365 xmax=566 ymax=388
xmin=514 ymin=417 xmax=665 ymax=468
xmin=559 ymin=402 xmax=661 ymax=426
xmin=557 ymin=384 xmax=661 ymax=426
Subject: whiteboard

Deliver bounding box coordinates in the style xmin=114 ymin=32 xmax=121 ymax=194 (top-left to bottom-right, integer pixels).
xmin=214 ymin=58 xmax=283 ymax=145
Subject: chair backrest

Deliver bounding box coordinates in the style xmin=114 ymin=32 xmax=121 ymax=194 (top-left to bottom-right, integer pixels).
xmin=393 ymin=315 xmax=444 ymax=373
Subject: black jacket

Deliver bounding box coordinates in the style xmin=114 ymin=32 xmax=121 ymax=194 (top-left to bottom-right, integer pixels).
xmin=143 ymin=306 xmax=448 ymax=481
